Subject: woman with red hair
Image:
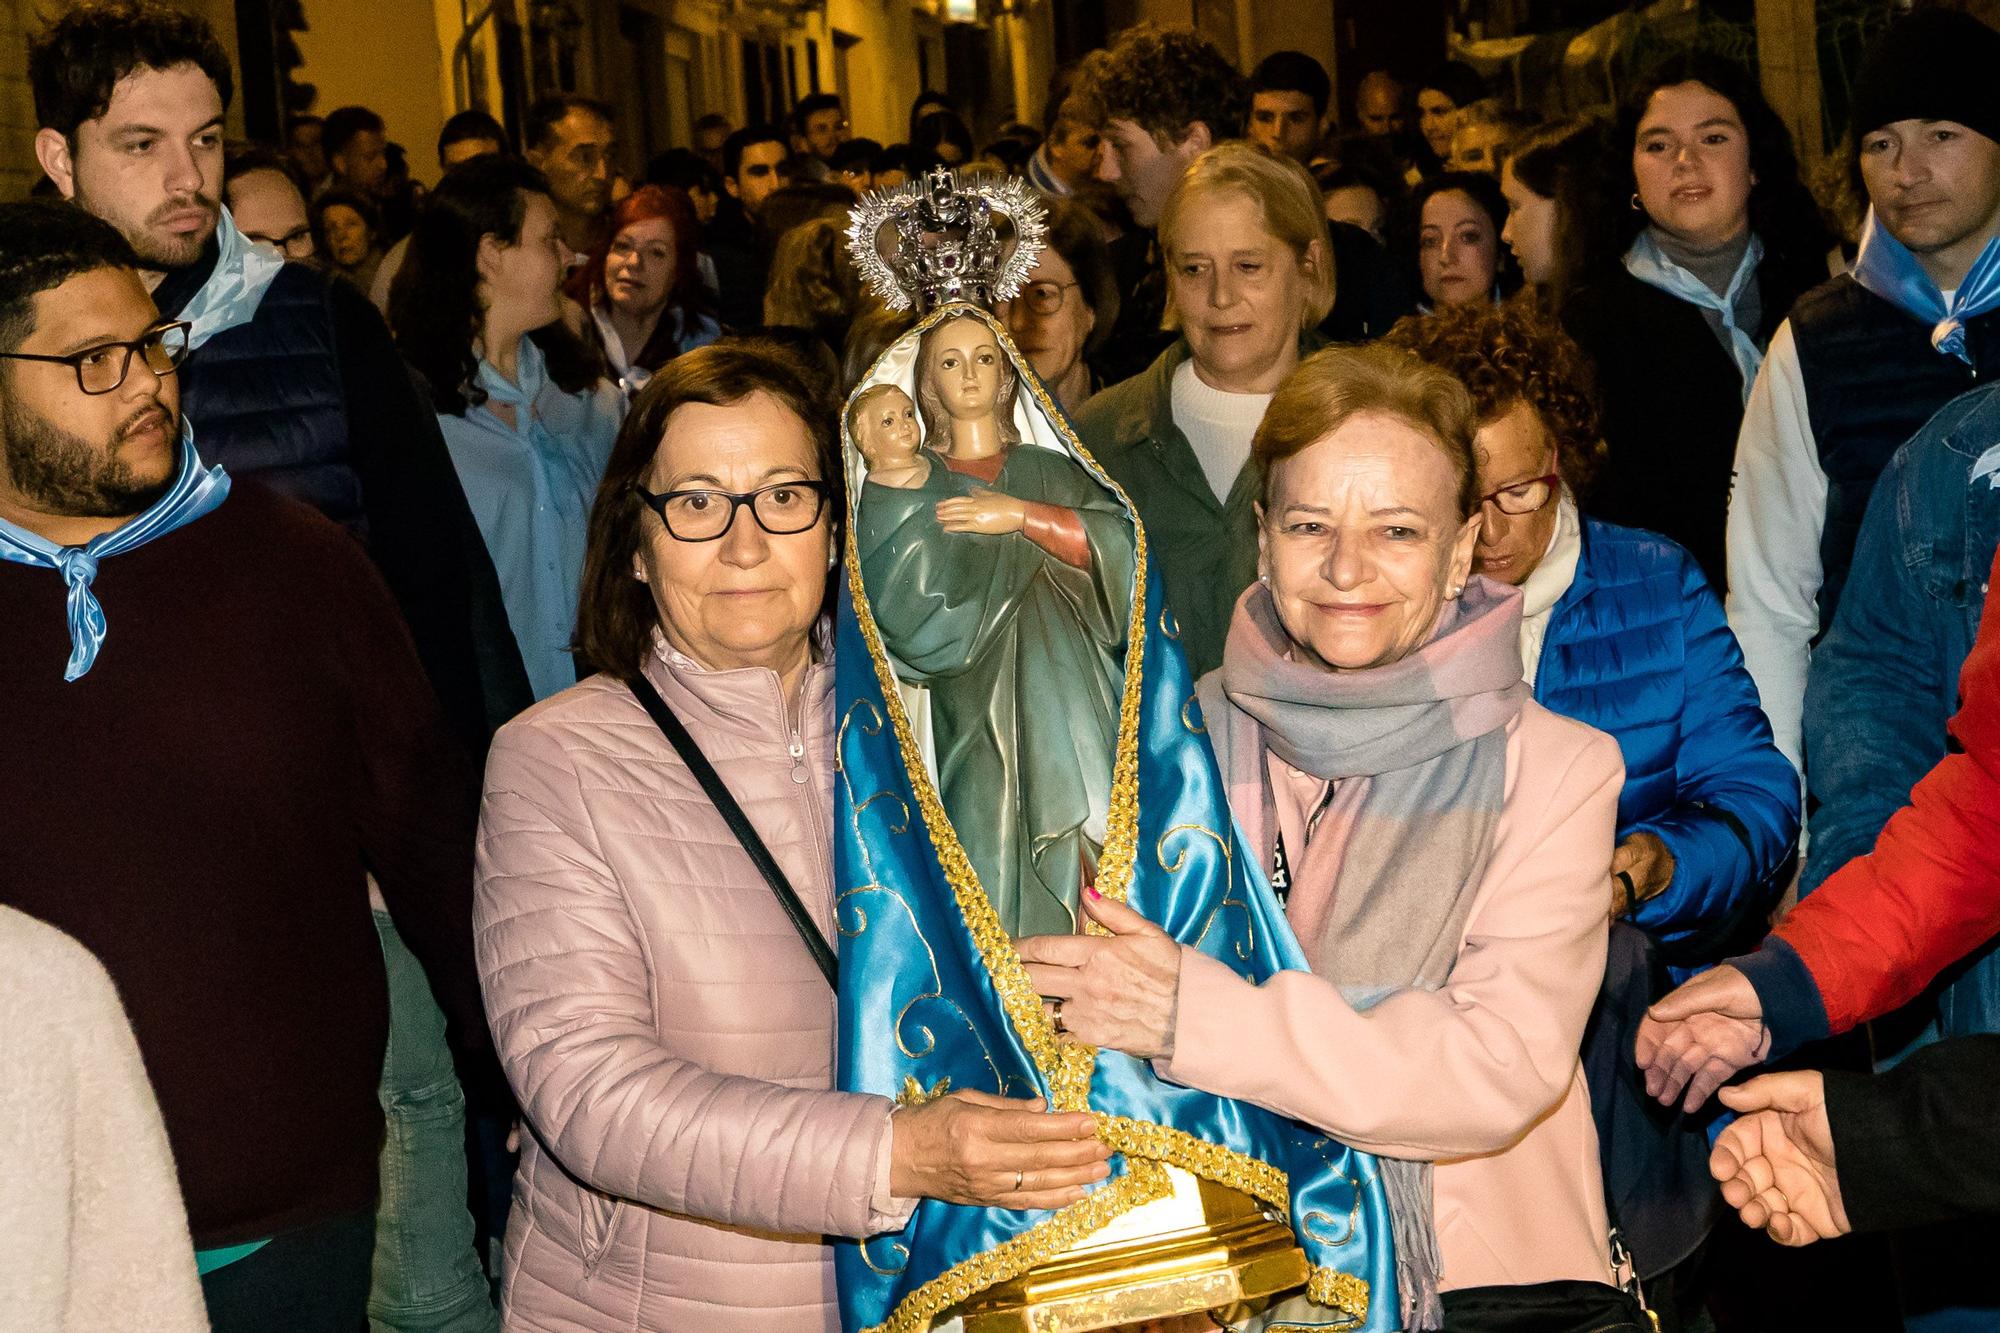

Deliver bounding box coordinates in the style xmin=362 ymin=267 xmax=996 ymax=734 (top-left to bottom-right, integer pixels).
xmin=568 ymin=184 xmax=719 ymax=395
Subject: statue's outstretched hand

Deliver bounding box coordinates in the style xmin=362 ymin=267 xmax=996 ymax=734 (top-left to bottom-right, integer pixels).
xmin=1018 ymin=888 xmax=1181 ymax=1061
xmin=936 ymin=488 xmax=1027 ymax=534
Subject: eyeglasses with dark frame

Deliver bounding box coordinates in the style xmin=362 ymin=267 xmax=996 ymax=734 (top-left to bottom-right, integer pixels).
xmin=0 ymin=321 xmax=192 ymax=396
xmin=633 ymin=479 xmax=832 ymax=542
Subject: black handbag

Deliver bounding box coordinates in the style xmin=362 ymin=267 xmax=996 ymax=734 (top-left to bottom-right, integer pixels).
xmin=1437 ymin=1278 xmax=1654 ymax=1332
xmin=627 ymin=673 xmax=839 ymax=989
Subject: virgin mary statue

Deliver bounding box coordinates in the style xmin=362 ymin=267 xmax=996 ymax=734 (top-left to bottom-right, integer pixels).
xmin=832 ymin=170 xmax=1396 ymax=1333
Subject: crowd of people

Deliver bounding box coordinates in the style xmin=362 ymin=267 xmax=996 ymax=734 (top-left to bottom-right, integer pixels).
xmin=6 ymin=0 xmax=2000 ymax=1330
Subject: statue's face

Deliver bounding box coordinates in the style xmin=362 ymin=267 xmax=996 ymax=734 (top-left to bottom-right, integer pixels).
xmin=925 ymin=316 xmax=1002 ymax=421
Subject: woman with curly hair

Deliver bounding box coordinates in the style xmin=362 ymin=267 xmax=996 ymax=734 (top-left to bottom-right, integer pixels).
xmin=390 ymin=156 xmax=624 ymax=701
xmin=1561 ymin=52 xmax=1834 ymax=591
xmin=1387 ymin=299 xmax=1800 ymax=1325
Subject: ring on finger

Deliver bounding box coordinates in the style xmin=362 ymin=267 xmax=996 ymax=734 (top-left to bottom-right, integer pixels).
xmin=1014 ymin=1169 xmax=1024 ymax=1192
xmin=1050 ymin=997 xmax=1067 ymax=1035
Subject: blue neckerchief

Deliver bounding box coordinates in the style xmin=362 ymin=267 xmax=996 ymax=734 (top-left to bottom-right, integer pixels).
xmin=1624 ymin=228 xmax=1767 ymax=404
xmin=179 ymin=206 xmax=287 ymax=351
xmin=0 ymin=424 xmax=230 ymax=680
xmin=1851 ymin=207 xmax=2000 ymax=365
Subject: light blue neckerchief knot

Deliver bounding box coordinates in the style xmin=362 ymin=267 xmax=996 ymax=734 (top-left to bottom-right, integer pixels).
xmin=1852 ymin=206 xmax=2000 ymax=368
xmin=179 ymin=205 xmax=287 ymax=351
xmin=0 ymin=424 xmax=230 ymax=680
xmin=1624 ymin=228 xmax=1767 ymax=404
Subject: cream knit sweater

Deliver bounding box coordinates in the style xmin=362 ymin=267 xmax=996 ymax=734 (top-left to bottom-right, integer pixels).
xmin=0 ymin=906 xmax=207 ymax=1331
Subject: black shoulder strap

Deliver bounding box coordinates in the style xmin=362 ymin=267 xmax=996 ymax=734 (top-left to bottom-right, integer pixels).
xmin=627 ymin=673 xmax=839 ymax=989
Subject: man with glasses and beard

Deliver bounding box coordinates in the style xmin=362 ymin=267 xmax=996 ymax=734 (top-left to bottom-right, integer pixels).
xmin=0 ymin=200 xmax=494 ymax=1333
xmin=28 ymin=0 xmax=529 ymax=756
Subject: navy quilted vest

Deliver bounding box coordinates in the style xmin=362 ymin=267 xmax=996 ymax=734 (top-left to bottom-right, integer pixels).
xmin=165 ymin=262 xmax=361 ymax=534
xmin=1790 ymin=273 xmax=1999 ymax=632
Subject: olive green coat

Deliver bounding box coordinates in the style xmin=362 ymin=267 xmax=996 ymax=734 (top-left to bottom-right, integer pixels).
xmin=1074 ymin=340 xmax=1263 ymax=681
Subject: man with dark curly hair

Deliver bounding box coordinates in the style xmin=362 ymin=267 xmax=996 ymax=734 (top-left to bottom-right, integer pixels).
xmin=1388 ymin=299 xmax=1799 ymax=1307
xmin=1070 ymin=23 xmax=1247 ymax=385
xmin=1069 ymin=23 xmax=1247 ymax=229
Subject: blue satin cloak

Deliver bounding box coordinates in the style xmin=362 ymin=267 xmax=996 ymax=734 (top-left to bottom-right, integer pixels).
xmin=831 ymin=364 xmax=1399 ymax=1331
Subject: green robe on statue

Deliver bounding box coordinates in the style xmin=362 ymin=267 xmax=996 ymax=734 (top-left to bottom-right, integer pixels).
xmin=857 ymin=447 xmax=1135 ymax=938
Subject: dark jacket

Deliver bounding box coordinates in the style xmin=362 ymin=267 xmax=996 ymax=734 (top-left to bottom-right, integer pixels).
xmin=706 ymin=196 xmax=769 ymax=333
xmin=153 ymin=249 xmax=532 ymax=752
xmin=1801 ymin=381 xmax=2000 ymax=1048
xmin=1563 ymin=247 xmax=1824 ymax=592
xmin=1318 ymin=220 xmax=1415 ymax=344
xmin=1826 ymin=1034 xmax=2000 ymax=1234
xmin=1077 ymin=337 xmax=1313 ymax=680
xmin=1090 ymin=227 xmax=1171 ymax=388
xmin=1788 ymin=274 xmax=2000 ymax=630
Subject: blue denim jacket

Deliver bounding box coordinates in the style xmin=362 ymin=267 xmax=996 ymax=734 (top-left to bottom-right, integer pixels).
xmin=1802 ymin=379 xmax=2000 ymax=1042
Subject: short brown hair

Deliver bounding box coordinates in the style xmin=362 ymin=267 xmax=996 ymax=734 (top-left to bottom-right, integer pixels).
xmin=574 ymin=339 xmax=842 ymax=682
xmin=1253 ymin=343 xmax=1480 ymax=518
xmin=1381 ymin=301 xmax=1605 ymax=500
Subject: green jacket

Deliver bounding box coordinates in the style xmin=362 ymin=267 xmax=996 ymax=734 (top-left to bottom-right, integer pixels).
xmin=1074 ymin=339 xmax=1274 ymax=680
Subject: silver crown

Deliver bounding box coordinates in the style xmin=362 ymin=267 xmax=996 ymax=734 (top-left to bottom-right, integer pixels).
xmin=845 ymin=166 xmax=1047 ymax=314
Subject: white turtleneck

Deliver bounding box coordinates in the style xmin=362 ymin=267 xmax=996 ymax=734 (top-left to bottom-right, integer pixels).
xmin=1516 ymin=493 xmax=1582 ymax=687
xmin=1171 ymin=360 xmax=1273 ymax=502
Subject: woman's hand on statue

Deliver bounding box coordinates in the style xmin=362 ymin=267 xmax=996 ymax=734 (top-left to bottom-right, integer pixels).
xmin=1016 ymin=888 xmax=1182 ymax=1062
xmin=888 ymin=1090 xmax=1112 ymax=1210
xmin=1610 ymin=831 xmax=1676 ymax=917
xmin=935 ymin=487 xmax=1028 ymax=535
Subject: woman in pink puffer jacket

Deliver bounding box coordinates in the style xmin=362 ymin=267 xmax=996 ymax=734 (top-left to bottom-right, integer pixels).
xmin=472 ymin=343 xmax=1110 ymax=1332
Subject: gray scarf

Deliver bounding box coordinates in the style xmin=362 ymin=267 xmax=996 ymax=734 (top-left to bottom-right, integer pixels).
xmin=1198 ymin=578 xmax=1527 ymax=1328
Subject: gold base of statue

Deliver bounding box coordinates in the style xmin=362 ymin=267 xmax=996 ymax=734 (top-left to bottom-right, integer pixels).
xmin=947 ymin=1165 xmax=1308 ymax=1333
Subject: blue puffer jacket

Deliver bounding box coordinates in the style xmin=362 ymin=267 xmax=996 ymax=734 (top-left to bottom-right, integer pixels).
xmin=1536 ymin=518 xmax=1800 ymax=957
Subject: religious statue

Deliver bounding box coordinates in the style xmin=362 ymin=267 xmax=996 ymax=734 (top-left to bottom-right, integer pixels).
xmin=832 ymin=168 xmax=1397 ymax=1333
xmin=852 ymin=319 xmax=1132 ymax=940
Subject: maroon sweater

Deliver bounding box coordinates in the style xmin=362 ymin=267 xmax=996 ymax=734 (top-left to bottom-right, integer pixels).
xmin=0 ymin=483 xmax=488 ymax=1247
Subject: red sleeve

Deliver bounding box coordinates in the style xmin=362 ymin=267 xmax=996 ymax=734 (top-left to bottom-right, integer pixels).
xmin=1020 ymin=500 xmax=1092 ymax=570
xmin=1776 ymin=546 xmax=2000 ymax=1032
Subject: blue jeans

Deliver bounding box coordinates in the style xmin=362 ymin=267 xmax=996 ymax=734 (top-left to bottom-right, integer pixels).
xmin=370 ymin=910 xmax=500 ymax=1333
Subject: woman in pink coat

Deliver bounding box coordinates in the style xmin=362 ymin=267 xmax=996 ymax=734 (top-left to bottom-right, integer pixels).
xmin=473 ymin=341 xmax=1111 ymax=1333
xmin=1021 ymin=344 xmax=1643 ymax=1331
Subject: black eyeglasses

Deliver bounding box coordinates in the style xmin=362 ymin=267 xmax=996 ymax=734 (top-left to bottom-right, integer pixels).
xmin=0 ymin=321 xmax=192 ymax=396
xmin=634 ymin=479 xmax=831 ymax=542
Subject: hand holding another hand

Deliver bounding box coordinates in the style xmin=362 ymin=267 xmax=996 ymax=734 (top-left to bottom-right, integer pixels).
xmin=1634 ymin=963 xmax=1771 ymax=1111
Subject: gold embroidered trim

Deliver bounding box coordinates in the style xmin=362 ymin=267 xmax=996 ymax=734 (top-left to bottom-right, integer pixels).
xmin=1305 ymin=1268 xmax=1372 ymax=1325
xmin=859 ymin=1162 xmax=1175 ymax=1333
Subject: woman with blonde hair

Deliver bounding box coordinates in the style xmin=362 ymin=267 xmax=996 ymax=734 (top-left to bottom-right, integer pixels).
xmin=1076 ymin=141 xmax=1332 ymax=677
